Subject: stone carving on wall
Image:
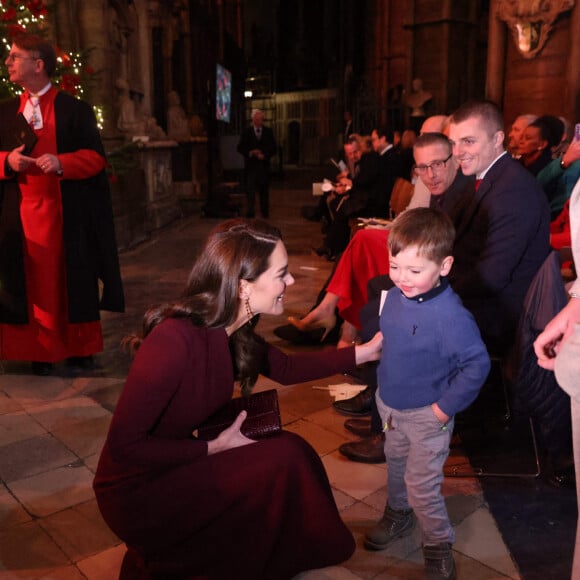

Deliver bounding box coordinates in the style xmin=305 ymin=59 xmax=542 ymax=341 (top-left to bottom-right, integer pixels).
xmin=496 ymin=0 xmax=575 ymax=58
xmin=116 ymin=77 xmax=166 ymax=141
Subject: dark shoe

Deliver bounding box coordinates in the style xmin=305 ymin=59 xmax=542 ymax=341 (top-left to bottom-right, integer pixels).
xmin=66 ymin=355 xmax=97 ymax=370
xmin=333 ymin=386 xmax=373 ymax=416
xmin=344 ymin=417 xmax=372 ymax=437
xmin=31 ymin=361 xmax=54 ymax=376
xmin=273 ymin=323 xmax=340 ymax=345
xmin=312 ymin=245 xmax=332 ymax=258
xmin=339 ymin=433 xmax=385 ymax=464
xmin=364 ymin=504 xmax=415 ymax=550
xmin=423 ymin=542 xmax=457 ymax=579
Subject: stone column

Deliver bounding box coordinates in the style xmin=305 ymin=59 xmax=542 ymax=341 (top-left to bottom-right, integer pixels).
xmin=77 ymin=1 xmax=108 ymax=108
xmin=485 ymin=0 xmax=507 ymax=105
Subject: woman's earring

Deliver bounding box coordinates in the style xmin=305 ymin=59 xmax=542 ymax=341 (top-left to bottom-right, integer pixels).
xmin=245 ymin=296 xmax=254 ymax=321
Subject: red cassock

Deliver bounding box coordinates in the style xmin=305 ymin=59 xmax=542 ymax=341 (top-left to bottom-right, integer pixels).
xmin=0 ymin=88 xmax=105 ymax=362
xmin=326 ymin=228 xmax=390 ymax=329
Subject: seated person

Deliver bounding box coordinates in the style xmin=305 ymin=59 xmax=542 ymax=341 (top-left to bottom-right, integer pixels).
xmin=537 ymin=135 xmax=580 ymax=219
xmin=316 ymin=134 xmax=380 ymax=258
xmin=550 ymin=198 xmax=571 ymax=251
xmin=518 ymin=117 xmax=555 ymax=176
xmin=288 ymin=132 xmax=472 ymax=347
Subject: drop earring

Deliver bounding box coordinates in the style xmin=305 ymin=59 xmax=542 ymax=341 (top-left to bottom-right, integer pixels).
xmin=245 ymin=297 xmax=255 ymax=321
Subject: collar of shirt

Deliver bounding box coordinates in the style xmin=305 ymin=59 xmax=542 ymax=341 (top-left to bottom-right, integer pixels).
xmin=476 ymin=150 xmax=508 ymax=180
xmin=380 ymin=144 xmax=394 ymax=156
xmin=401 ymin=276 xmax=449 ymax=303
xmin=28 ymin=82 xmax=52 ymax=100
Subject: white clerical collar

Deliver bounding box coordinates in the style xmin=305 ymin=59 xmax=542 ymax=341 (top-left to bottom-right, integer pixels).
xmin=30 ymin=82 xmax=52 ymax=98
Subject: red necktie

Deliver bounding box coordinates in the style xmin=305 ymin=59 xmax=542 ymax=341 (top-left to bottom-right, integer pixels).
xmin=475 ymin=178 xmax=482 ymax=191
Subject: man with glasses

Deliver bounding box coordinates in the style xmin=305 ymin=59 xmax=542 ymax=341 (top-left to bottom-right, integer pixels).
xmin=0 ymin=34 xmax=124 ymax=376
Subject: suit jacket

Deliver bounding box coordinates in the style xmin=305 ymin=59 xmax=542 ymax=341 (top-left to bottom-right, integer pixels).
xmin=450 ymin=152 xmax=551 ymax=353
xmin=343 ymin=151 xmax=380 ymax=217
xmin=366 ymin=147 xmax=401 ymax=218
xmin=237 ymin=125 xmax=277 ymax=175
xmin=0 ymin=92 xmax=125 ymax=324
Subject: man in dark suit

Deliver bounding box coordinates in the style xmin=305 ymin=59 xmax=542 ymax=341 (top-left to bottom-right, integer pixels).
xmin=368 ymin=125 xmax=401 ymax=217
xmin=448 ymin=100 xmax=550 ymax=356
xmin=237 ymin=109 xmax=277 ymax=218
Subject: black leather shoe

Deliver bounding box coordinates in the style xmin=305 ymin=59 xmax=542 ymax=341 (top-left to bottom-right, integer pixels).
xmin=344 ymin=417 xmax=372 ymax=437
xmin=66 ymin=355 xmax=97 ymax=370
xmin=333 ymin=387 xmax=374 ymax=416
xmin=339 ymin=433 xmax=385 ymax=463
xmin=273 ymin=323 xmax=339 ymax=345
xmin=31 ymin=361 xmax=54 ymax=376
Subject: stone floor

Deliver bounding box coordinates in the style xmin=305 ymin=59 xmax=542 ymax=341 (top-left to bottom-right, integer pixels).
xmin=0 ymin=169 xmax=521 ymax=579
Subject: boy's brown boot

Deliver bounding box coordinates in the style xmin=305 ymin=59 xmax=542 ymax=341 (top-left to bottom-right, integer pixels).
xmin=422 ymin=542 xmax=457 ymax=579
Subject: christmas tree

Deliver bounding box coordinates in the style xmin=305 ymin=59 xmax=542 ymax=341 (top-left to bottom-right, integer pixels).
xmin=0 ymin=0 xmax=95 ymax=100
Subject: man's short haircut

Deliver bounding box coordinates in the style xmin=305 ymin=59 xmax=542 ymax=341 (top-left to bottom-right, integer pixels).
xmin=388 ymin=207 xmax=455 ymax=264
xmin=413 ymin=132 xmax=452 ymax=154
xmin=374 ymin=125 xmax=394 ymax=144
xmin=450 ymin=100 xmax=504 ymax=135
xmin=12 ymin=34 xmax=57 ymax=77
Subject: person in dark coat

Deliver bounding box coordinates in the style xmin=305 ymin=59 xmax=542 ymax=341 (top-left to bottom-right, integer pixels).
xmin=0 ymin=33 xmax=124 ymax=376
xmin=94 ymin=218 xmax=383 ymax=580
xmin=237 ymin=108 xmax=277 ymax=218
xmin=448 ymin=100 xmax=550 ymax=357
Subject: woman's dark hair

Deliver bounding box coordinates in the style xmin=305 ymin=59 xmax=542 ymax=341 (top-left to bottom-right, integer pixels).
xmin=126 ymin=218 xmax=283 ymax=395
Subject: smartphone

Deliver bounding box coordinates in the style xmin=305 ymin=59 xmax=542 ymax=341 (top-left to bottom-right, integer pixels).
xmin=575 ymin=123 xmax=580 ymax=141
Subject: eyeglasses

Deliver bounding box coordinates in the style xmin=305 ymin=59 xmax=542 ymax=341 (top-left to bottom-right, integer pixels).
xmin=414 ymin=154 xmax=453 ymax=175
xmin=5 ymin=54 xmax=39 ymax=63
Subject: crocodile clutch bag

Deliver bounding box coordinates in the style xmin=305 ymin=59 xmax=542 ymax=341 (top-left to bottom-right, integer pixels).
xmin=197 ymin=389 xmax=281 ymax=441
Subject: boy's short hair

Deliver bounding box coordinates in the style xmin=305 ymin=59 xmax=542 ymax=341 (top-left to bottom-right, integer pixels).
xmin=388 ymin=207 xmax=455 ymax=263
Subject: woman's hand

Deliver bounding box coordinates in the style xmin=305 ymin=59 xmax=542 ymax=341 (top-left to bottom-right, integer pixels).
xmin=206 ymin=411 xmax=257 ymax=455
xmin=534 ymin=298 xmax=580 ymax=370
xmin=354 ymin=331 xmax=383 ymax=365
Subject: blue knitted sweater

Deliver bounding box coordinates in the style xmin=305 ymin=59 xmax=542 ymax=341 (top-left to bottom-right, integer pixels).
xmin=377 ymin=280 xmax=491 ymax=418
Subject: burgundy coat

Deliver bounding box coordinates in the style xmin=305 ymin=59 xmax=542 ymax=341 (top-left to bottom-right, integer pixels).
xmin=94 ymin=318 xmax=356 ymax=579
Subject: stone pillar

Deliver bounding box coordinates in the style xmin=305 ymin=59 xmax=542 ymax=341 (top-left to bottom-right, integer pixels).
xmin=485 ymin=0 xmax=507 ymax=106
xmin=77 ymin=1 xmax=108 ymax=109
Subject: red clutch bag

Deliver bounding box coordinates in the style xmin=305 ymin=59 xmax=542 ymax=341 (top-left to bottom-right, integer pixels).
xmin=197 ymin=389 xmax=282 ymax=441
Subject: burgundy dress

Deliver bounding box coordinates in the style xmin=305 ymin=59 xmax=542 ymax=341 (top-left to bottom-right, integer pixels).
xmin=94 ymin=318 xmax=356 ymax=579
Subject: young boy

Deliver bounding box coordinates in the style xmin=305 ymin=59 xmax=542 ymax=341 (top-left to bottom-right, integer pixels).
xmin=365 ymin=207 xmax=490 ymax=580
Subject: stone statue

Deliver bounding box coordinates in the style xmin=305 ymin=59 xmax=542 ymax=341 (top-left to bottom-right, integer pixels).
xmin=115 ymin=77 xmax=166 ymax=141
xmin=405 ymin=78 xmax=432 ymax=133
xmin=167 ymin=90 xmax=191 ymax=140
